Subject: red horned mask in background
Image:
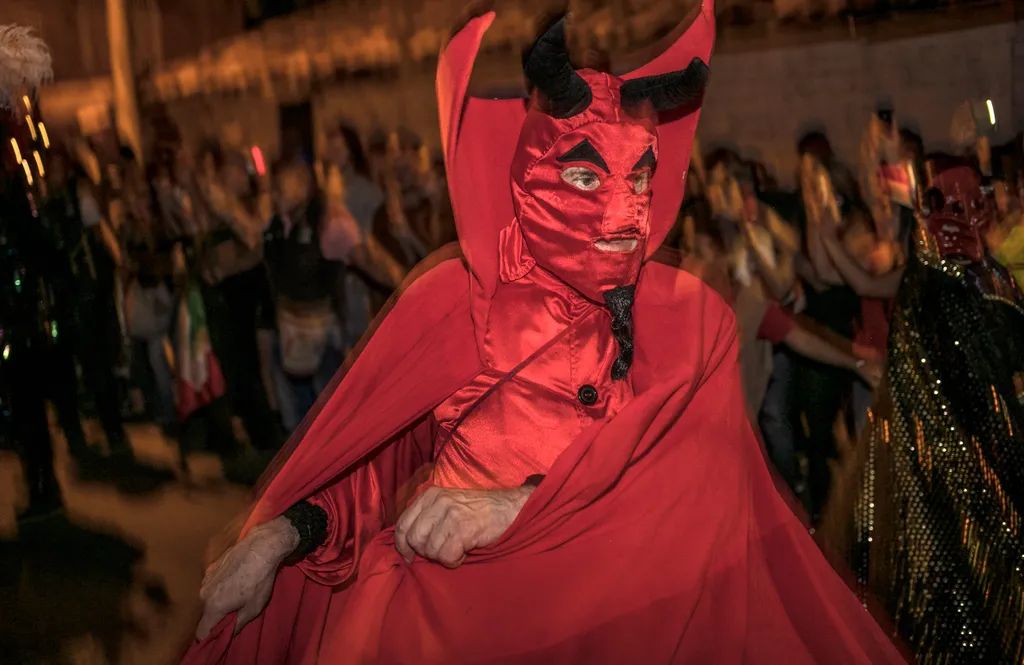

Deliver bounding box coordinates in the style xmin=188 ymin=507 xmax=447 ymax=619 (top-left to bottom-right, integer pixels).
xmin=507 ymin=18 xmax=710 ymax=307
xmin=921 ymin=159 xmax=994 ymax=262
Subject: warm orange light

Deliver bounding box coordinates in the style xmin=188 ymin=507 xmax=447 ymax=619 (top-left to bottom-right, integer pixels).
xmin=251 ymin=145 xmax=266 ymax=176
xmin=22 ymin=95 xmax=31 ymax=112
xmin=33 ymin=151 xmax=44 ymax=178
xmin=10 ymin=138 xmax=21 ymax=163
xmin=22 ymin=159 xmax=33 ymax=185
xmin=26 ymin=116 xmax=37 ymax=141
xmin=38 ymin=122 xmax=49 ymax=148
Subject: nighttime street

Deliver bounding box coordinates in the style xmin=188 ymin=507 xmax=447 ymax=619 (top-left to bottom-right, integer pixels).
xmin=3 ymin=0 xmax=1024 ymax=662
xmin=0 ymin=425 xmax=248 ymax=665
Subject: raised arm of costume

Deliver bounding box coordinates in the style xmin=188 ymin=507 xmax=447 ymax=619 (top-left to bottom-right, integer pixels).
xmin=285 ymin=415 xmax=437 ymax=586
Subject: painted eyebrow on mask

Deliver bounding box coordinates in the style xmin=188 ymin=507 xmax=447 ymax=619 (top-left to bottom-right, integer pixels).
xmin=632 ymin=147 xmax=656 ymax=171
xmin=556 ymin=139 xmax=610 ymax=174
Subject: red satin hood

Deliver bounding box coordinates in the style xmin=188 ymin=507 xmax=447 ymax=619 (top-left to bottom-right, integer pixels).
xmin=436 ymin=3 xmax=715 ymax=331
xmin=506 ymin=71 xmax=657 ymax=302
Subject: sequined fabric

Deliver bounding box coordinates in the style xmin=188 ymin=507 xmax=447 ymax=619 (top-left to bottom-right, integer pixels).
xmin=854 ymin=232 xmax=1024 ymax=664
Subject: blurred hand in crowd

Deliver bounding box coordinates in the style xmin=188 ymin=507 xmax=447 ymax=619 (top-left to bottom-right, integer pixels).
xmin=857 ymin=360 xmax=883 ymax=390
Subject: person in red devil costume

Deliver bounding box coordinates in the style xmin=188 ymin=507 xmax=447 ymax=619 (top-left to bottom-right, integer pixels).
xmin=841 ymin=155 xmax=1024 ymax=664
xmin=183 ymin=4 xmax=907 ymax=663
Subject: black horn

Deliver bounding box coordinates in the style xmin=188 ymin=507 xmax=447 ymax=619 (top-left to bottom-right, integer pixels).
xmin=620 ymin=57 xmax=710 ymax=113
xmin=523 ymin=17 xmax=592 ymax=119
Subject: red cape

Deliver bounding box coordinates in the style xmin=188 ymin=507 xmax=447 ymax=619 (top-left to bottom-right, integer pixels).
xmin=182 ymin=6 xmax=907 ymax=663
xmin=182 ymin=256 xmax=905 ymax=664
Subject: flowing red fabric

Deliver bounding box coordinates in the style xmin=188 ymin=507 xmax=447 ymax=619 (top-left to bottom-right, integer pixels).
xmin=441 ymin=6 xmax=711 ymax=342
xmin=181 ymin=5 xmax=907 ymax=663
xmin=182 ymin=261 xmax=907 ymax=665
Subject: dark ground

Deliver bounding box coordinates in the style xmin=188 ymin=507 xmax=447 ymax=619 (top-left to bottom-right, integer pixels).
xmin=0 ymin=421 xmax=248 ymax=665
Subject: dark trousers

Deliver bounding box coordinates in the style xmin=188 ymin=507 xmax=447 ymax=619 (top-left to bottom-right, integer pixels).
xmin=796 ymin=362 xmax=850 ymax=519
xmin=204 ymin=268 xmax=280 ymax=451
xmin=6 ymin=347 xmax=61 ymax=508
xmin=759 ymin=349 xmax=800 ymax=491
xmin=130 ymin=337 xmax=176 ymax=428
xmin=50 ymin=292 xmax=128 ymax=454
xmin=272 ymin=337 xmax=343 ymax=433
xmin=179 ymin=397 xmax=240 ymax=461
xmin=794 ymin=285 xmax=859 ymax=521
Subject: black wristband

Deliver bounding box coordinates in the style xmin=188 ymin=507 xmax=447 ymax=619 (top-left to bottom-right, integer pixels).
xmin=281 ymin=501 xmax=329 ymax=562
xmin=522 ymin=474 xmax=545 ymax=488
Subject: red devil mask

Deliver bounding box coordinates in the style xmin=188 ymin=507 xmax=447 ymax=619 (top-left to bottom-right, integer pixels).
xmin=922 ymin=159 xmax=993 ymax=262
xmin=507 ymin=19 xmax=709 ymax=303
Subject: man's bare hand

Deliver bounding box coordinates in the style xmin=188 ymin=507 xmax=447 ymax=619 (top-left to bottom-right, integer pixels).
xmin=394 ymin=486 xmax=534 ymax=568
xmin=195 ymin=517 xmax=299 ymax=640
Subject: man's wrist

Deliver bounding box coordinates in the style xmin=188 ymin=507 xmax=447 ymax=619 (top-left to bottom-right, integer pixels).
xmin=512 ymin=486 xmax=535 ymax=511
xmin=254 ymin=516 xmax=302 ymax=563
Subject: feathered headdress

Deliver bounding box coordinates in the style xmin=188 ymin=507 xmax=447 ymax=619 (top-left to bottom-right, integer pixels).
xmin=0 ymin=25 xmax=52 ymax=109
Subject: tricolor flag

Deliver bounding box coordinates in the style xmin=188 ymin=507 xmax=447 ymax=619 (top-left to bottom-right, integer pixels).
xmin=175 ymin=283 xmax=226 ymax=420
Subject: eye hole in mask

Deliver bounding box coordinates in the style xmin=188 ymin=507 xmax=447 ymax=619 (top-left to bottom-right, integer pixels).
xmin=561 ymin=166 xmax=602 ymax=191
xmin=630 ymin=170 xmax=651 ymax=195
xmin=924 ymin=187 xmax=945 ymax=214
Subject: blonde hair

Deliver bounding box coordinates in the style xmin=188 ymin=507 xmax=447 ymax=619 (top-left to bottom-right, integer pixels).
xmin=0 ymin=25 xmax=51 ymax=109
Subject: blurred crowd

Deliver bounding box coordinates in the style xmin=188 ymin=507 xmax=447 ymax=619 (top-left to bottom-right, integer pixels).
xmin=667 ymin=106 xmax=1024 ymax=523
xmin=23 ymin=121 xmax=454 ymax=498
xmin=17 ymin=101 xmax=1024 ymax=524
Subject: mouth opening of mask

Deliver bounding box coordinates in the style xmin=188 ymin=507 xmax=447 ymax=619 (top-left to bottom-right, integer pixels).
xmin=594 ymin=232 xmax=641 ymax=253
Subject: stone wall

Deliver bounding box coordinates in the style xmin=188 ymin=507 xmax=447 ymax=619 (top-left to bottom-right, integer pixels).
xmin=156 ymin=59 xmax=519 ymax=160
xmin=38 ymin=3 xmax=1021 ymax=186
xmin=303 ymin=18 xmax=1020 ymax=187
xmin=700 ymin=20 xmax=1018 ymax=185
xmin=2 ymin=0 xmax=244 ymax=81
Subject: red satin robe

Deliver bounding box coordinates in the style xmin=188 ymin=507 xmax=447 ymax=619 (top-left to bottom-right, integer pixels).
xmin=183 ymin=258 xmax=909 ymax=665
xmin=432 ymin=267 xmax=632 ymax=490
xmin=297 ymin=266 xmax=629 ymax=597
xmin=181 ymin=6 xmax=909 ymax=663
xmin=302 ymin=263 xmax=631 ymax=574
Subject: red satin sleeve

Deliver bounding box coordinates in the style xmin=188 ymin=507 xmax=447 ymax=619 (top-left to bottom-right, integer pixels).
xmin=295 ymin=415 xmax=437 ymax=586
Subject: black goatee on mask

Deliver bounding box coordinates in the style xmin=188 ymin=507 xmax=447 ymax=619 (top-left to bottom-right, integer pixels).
xmin=603 ymin=285 xmax=636 ymax=381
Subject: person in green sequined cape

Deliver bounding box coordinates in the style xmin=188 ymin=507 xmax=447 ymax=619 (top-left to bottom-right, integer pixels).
xmin=850 ymin=158 xmax=1024 ymax=664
